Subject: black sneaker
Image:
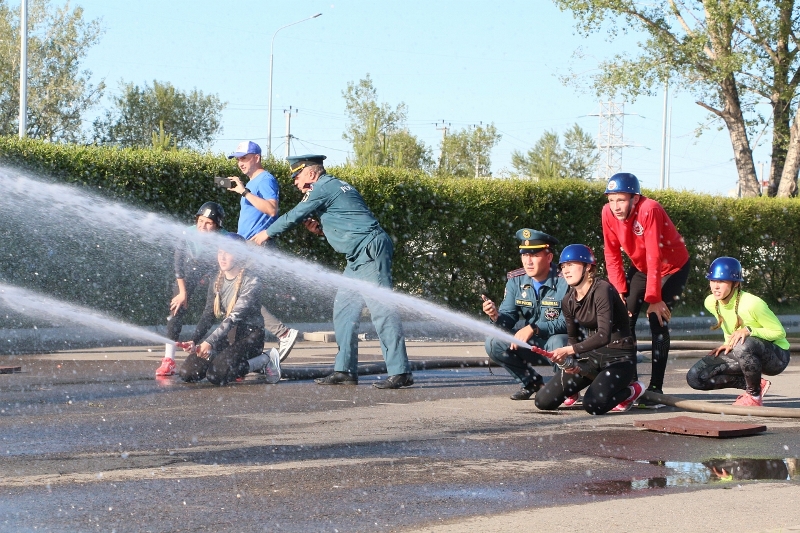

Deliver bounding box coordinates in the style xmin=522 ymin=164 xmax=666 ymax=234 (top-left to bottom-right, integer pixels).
xmin=372 ymin=373 xmax=414 ymax=389
xmin=315 ymin=371 xmax=358 ymax=385
xmin=510 ymin=380 xmax=542 ymax=401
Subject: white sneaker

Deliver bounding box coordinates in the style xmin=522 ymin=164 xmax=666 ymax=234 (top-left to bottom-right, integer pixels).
xmin=263 ymin=348 xmax=282 ymax=384
xmin=278 ymin=329 xmax=299 ymax=361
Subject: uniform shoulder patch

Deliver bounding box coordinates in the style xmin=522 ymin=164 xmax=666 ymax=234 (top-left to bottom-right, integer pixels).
xmin=507 ymin=268 xmax=526 ymax=280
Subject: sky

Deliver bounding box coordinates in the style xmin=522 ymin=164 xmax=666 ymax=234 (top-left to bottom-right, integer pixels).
xmin=58 ymin=0 xmax=776 ymax=196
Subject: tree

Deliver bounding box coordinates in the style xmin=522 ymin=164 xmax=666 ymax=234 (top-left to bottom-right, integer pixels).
xmin=511 ymin=124 xmax=598 ymax=180
xmin=151 ymin=120 xmax=176 ymax=151
xmin=563 ymin=123 xmax=600 ymax=179
xmin=385 ymin=129 xmax=434 ymax=172
xmin=512 ymin=131 xmax=563 ymax=179
xmin=0 ymin=0 xmax=104 ymax=141
xmin=342 ymin=74 xmax=432 ymax=170
xmin=438 ymin=124 xmax=501 ymax=177
xmin=93 ymin=80 xmax=224 ymax=150
xmin=554 ymin=1 xmax=800 ymax=197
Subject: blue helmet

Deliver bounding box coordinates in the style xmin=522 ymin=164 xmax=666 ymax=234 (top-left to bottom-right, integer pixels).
xmin=559 ymin=244 xmax=596 ymax=265
xmin=706 ymin=257 xmax=743 ymax=282
xmin=605 ymin=173 xmax=641 ymax=195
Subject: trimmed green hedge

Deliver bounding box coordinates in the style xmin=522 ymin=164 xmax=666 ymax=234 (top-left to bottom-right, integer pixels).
xmin=2 ymin=136 xmax=799 ymax=327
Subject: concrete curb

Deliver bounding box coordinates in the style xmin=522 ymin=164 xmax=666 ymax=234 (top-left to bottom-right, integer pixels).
xmin=281 ymin=357 xmax=492 ymax=381
xmin=3 ymin=316 xmax=800 ymax=355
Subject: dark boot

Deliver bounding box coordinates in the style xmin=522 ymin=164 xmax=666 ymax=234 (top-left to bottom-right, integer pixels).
xmin=372 ymin=373 xmax=414 ymax=389
xmin=315 ymin=371 xmax=358 ymax=385
xmin=510 ymin=380 xmax=542 ymax=401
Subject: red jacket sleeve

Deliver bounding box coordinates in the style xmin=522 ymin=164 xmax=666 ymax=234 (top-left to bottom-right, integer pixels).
xmin=639 ymin=204 xmax=666 ymax=303
xmin=602 ymin=205 xmax=628 ymax=296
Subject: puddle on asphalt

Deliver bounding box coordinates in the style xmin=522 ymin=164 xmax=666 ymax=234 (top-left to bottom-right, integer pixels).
xmin=584 ymin=458 xmax=799 ymax=495
xmin=428 ymin=488 xmax=520 ymax=500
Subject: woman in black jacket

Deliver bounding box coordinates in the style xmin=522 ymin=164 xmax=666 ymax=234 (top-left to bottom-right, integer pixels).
xmin=535 ymin=244 xmax=646 ymax=414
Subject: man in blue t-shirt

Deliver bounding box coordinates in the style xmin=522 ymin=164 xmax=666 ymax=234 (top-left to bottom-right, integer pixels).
xmin=224 ymin=141 xmax=298 ymax=361
xmin=226 ymin=141 xmax=280 ymax=239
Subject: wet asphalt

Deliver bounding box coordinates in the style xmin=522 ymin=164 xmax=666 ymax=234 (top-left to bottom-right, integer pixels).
xmin=1 ymin=343 xmax=800 ymax=532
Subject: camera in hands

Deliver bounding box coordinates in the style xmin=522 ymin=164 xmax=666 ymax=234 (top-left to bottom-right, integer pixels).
xmin=214 ymin=176 xmax=235 ymax=189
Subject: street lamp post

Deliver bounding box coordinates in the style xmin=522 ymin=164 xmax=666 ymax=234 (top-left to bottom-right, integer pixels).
xmin=19 ymin=0 xmax=28 ymax=138
xmin=267 ymin=13 xmax=322 ymax=158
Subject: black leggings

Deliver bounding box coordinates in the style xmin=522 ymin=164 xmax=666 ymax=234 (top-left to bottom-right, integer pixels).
xmin=166 ymin=271 xmax=209 ymax=342
xmin=179 ymin=326 xmax=265 ymax=385
xmin=686 ymin=336 xmax=790 ymax=396
xmin=627 ymin=260 xmax=690 ymax=390
xmin=535 ymin=356 xmax=638 ymax=415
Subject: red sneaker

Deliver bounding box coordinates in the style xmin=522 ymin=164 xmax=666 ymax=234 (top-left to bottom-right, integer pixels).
xmin=561 ymin=393 xmax=580 ymax=407
xmin=611 ymin=381 xmax=646 ymax=412
xmin=733 ymin=392 xmax=763 ymax=407
xmin=155 ymin=357 xmax=176 ymax=377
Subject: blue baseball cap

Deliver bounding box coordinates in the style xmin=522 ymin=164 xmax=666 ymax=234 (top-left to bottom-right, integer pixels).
xmin=228 ymin=141 xmax=262 ymax=159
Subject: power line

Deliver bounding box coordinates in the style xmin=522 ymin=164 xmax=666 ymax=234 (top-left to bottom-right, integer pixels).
xmin=292 ymin=136 xmax=351 ymax=154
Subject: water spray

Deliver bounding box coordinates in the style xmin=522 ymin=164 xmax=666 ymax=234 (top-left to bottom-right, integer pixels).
xmin=0 ymin=283 xmax=174 ymax=346
xmin=0 ymin=167 xmax=531 ymax=351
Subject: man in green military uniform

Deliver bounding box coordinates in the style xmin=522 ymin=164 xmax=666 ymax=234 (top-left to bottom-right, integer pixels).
xmin=254 ymin=154 xmax=412 ymax=389
xmin=482 ymin=229 xmax=570 ymax=400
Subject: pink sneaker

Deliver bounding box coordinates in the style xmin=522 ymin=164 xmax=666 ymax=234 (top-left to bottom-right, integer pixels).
xmin=611 ymin=381 xmax=646 ymax=412
xmin=155 ymin=357 xmax=176 ymax=377
xmin=561 ymin=393 xmax=580 ymax=407
xmin=732 ymin=392 xmax=763 ymax=407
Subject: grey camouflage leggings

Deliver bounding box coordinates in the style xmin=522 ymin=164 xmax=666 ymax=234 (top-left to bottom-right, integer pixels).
xmin=686 ymin=336 xmax=790 ymax=396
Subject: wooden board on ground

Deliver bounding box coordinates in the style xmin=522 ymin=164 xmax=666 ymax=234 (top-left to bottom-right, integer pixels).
xmin=0 ymin=366 xmax=22 ymax=374
xmin=303 ymin=331 xmax=336 ymax=343
xmin=634 ymin=415 xmax=766 ymax=438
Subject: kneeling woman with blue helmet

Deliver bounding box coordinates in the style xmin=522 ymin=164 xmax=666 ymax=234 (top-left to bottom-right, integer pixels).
xmin=686 ymin=257 xmax=790 ymax=407
xmin=535 ymin=244 xmax=646 ymax=414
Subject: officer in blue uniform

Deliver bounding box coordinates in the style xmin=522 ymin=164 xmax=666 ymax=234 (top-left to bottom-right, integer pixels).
xmin=259 ymin=154 xmax=412 ymax=389
xmin=482 ymin=229 xmax=569 ymax=400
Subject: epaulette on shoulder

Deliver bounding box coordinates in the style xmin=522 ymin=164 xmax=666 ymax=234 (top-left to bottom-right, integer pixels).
xmin=507 ymin=267 xmax=526 ymax=280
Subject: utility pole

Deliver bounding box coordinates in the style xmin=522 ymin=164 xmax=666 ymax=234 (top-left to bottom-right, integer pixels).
xmin=436 ymin=120 xmax=449 ymax=170
xmin=594 ymin=102 xmax=630 ymax=181
xmin=267 ymin=13 xmax=322 ymax=157
xmin=659 ymin=83 xmax=668 ymax=189
xmin=284 ymin=106 xmax=297 ymax=158
xmin=472 ymin=122 xmax=483 ymax=178
xmin=19 ymin=0 xmax=28 ymax=138
xmin=665 ymin=103 xmax=672 ymax=189
xmin=474 ymin=122 xmax=482 ymax=178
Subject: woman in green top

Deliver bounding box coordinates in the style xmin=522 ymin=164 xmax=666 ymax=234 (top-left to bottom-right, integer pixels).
xmin=686 ymin=257 xmax=791 ymax=406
